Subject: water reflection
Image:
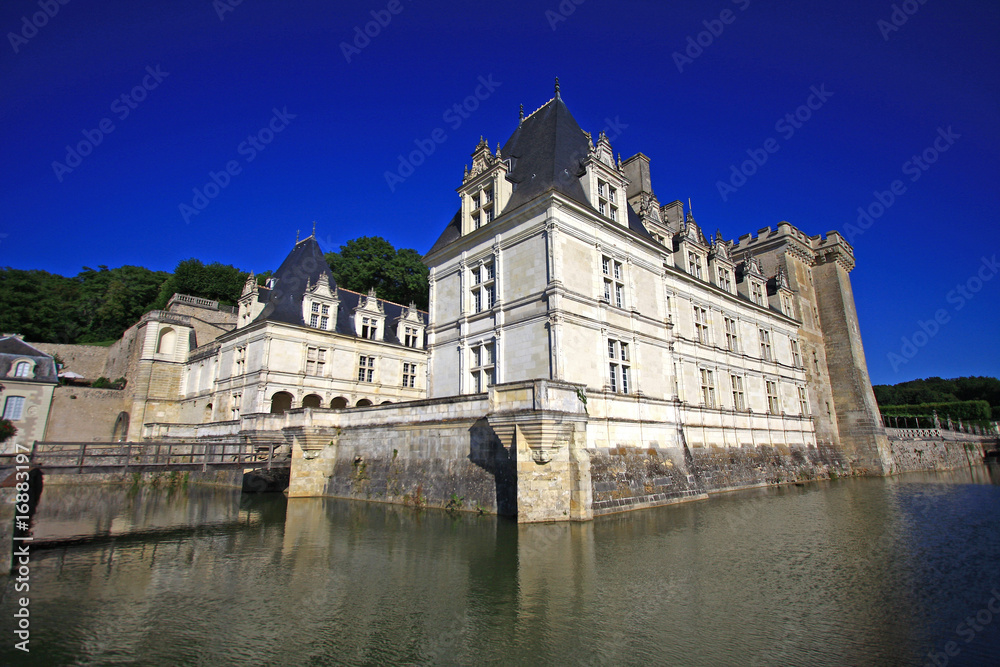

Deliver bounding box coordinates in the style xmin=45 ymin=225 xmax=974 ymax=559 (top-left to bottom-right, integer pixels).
xmin=1 ymin=467 xmax=998 ymax=665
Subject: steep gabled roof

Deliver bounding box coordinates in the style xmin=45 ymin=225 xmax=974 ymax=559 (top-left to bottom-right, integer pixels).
xmin=499 ymin=94 xmax=591 ymax=213
xmin=254 ymin=236 xmax=337 ymax=327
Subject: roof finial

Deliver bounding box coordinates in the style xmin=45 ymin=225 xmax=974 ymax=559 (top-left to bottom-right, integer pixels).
xmin=519 ymin=103 xmax=524 ymax=123
xmin=296 ymin=229 xmax=300 ymax=243
xmin=311 ymin=220 xmax=316 ymax=238
xmin=687 ymin=197 xmax=694 ymax=221
xmin=554 ymin=76 xmax=561 ymax=98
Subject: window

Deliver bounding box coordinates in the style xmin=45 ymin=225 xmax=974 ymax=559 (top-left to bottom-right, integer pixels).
xmin=472 ymin=213 xmax=481 ymax=230
xmin=471 ymin=261 xmax=496 ymax=314
xmin=688 ymin=252 xmax=703 ymax=280
xmin=472 ymin=194 xmax=480 ymax=209
xmin=470 ymin=342 xmax=495 ymax=392
xmin=608 ymin=338 xmax=631 ymax=394
xmin=597 ymin=179 xmax=618 ymax=221
xmin=782 ymin=295 xmax=793 ymax=316
xmin=357 ymin=355 xmax=375 ymax=382
xmin=361 ymin=317 xmax=378 ymax=339
xmin=231 ymin=393 xmax=241 ymax=420
xmin=309 ymin=302 xmax=332 ymax=330
xmin=2 ymin=396 xmax=25 ymax=421
xmin=790 ymin=340 xmax=802 ymax=367
xmin=750 ymin=282 xmax=765 ymax=306
xmin=798 ymin=386 xmax=809 ymax=415
xmin=718 ymin=268 xmax=732 ymax=292
xmin=602 ymin=256 xmax=625 ymax=308
xmin=306 ymin=347 xmax=327 ymax=376
xmin=234 ymin=345 xmax=247 ymax=376
xmin=724 ymin=317 xmax=739 ymax=352
xmin=759 ymin=329 xmax=773 ymax=361
xmin=486 ymin=207 xmax=494 ymax=223
xmin=404 ymin=326 xmax=420 ymax=348
xmin=766 ymin=380 xmax=780 ymax=414
xmin=14 ymin=362 xmax=31 ymax=378
xmin=694 ymin=306 xmax=709 ymax=344
xmin=731 ymin=375 xmax=745 ymax=410
xmin=402 ymin=362 xmax=417 ymax=388
xmin=484 ymin=187 xmax=493 ymax=203
xmin=700 ymin=368 xmax=716 ymax=407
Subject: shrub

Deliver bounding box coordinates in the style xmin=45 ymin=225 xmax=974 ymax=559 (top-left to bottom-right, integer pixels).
xmin=0 ymin=419 xmax=16 ymax=443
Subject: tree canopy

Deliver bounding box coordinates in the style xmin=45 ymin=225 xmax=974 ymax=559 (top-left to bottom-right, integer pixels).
xmin=325 ymin=236 xmax=429 ymax=310
xmin=0 ymin=235 xmax=429 ymax=345
xmin=874 ymin=376 xmax=1000 ymax=421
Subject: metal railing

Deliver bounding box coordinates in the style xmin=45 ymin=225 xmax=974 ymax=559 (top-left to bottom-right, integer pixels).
xmin=3 ymin=441 xmax=285 ymax=473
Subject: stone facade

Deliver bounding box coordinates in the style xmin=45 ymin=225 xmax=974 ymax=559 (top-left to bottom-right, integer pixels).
xmin=26 ymin=85 xmax=997 ymax=521
xmin=0 ymin=335 xmax=58 ymax=451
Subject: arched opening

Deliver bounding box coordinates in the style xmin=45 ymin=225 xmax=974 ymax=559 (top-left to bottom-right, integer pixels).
xmin=380 ymin=401 xmax=393 ymax=405
xmin=112 ymin=412 xmax=130 ymax=442
xmin=302 ymin=394 xmax=322 ymax=409
xmin=356 ymin=398 xmax=373 ymax=407
xmin=204 ymin=403 xmax=213 ymax=420
xmin=14 ymin=361 xmax=32 ymax=378
xmin=157 ymin=327 xmax=177 ymax=355
xmin=270 ymin=391 xmax=294 ymax=415
xmin=330 ymin=397 xmax=348 ymax=409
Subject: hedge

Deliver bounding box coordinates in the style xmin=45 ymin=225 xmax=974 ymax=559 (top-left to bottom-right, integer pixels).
xmin=880 ymin=400 xmax=992 ymax=421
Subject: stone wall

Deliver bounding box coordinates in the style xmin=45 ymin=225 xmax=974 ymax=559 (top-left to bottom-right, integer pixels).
xmin=44 ymin=386 xmax=127 ymax=442
xmin=885 ymin=428 xmax=991 ymax=474
xmin=589 ymin=441 xmax=848 ymax=516
xmin=33 ymin=343 xmax=109 ymax=380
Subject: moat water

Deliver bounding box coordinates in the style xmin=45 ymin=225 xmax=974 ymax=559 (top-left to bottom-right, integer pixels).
xmin=2 ymin=466 xmax=999 ymax=666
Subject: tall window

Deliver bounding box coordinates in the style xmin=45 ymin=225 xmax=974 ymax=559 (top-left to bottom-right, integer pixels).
xmin=694 ymin=306 xmax=709 ymax=344
xmin=470 ymin=186 xmax=494 ymax=229
xmin=759 ymin=328 xmax=773 ymax=361
xmin=470 ymin=342 xmax=495 ymax=393
xmin=688 ymin=252 xmax=703 ymax=280
xmin=766 ymin=380 xmax=780 ymax=414
xmin=402 ymin=362 xmax=417 ymax=388
xmin=306 ymin=347 xmax=327 ymax=376
xmin=782 ymin=294 xmax=793 ymax=316
xmin=602 ymin=256 xmax=625 ymax=308
xmin=234 ymin=345 xmax=247 ymax=376
xmin=790 ymin=340 xmax=802 ymax=367
xmin=404 ymin=326 xmax=420 ymax=348
xmin=14 ymin=362 xmax=31 ymax=377
xmin=470 ymin=261 xmax=496 ymax=314
xmin=608 ymin=338 xmax=631 ymax=394
xmin=2 ymin=396 xmax=25 ymax=421
xmin=231 ymin=393 xmax=241 ymax=420
xmin=597 ymin=179 xmax=618 ymax=221
xmin=724 ymin=317 xmax=739 ymax=352
xmin=718 ymin=268 xmax=732 ymax=292
xmin=798 ymin=386 xmax=809 ymax=415
xmin=731 ymin=375 xmax=745 ymax=410
xmin=357 ymin=355 xmax=375 ymax=382
xmin=700 ymin=368 xmax=716 ymax=407
xmin=750 ymin=282 xmax=765 ymax=306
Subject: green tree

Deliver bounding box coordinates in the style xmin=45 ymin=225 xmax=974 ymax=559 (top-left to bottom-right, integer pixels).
xmin=325 ymin=236 xmax=429 ymax=310
xmin=76 ymin=265 xmax=168 ymax=343
xmin=152 ymin=259 xmax=250 ymax=309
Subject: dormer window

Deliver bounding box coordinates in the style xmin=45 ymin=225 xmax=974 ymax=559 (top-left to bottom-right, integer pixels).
xmin=484 ymin=186 xmax=493 ymax=203
xmin=309 ymin=302 xmax=332 ymax=330
xmin=395 ymin=302 xmax=425 ymax=349
xmin=404 ymin=326 xmax=419 ymax=347
xmin=751 ymin=282 xmax=765 ymax=306
xmin=472 ymin=194 xmax=480 ymax=209
xmin=718 ymin=268 xmax=732 ymax=292
xmin=361 ymin=317 xmax=377 ymax=339
xmin=13 ymin=361 xmax=32 ymax=378
xmin=688 ymin=253 xmax=703 ymax=280
xmin=597 ymin=179 xmax=618 ymax=222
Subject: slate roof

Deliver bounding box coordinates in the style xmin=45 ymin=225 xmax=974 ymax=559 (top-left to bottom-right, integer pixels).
xmin=0 ymin=336 xmax=58 ymax=383
xmin=254 ymin=237 xmax=427 ymax=348
xmin=253 ymin=236 xmax=337 ymax=327
xmin=428 ymin=92 xmax=653 ymax=254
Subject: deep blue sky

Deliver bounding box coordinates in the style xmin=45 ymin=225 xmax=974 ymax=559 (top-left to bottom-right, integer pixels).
xmin=2 ymin=0 xmax=998 ymax=385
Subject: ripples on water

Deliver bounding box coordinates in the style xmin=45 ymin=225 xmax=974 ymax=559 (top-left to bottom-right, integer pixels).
xmin=2 ymin=466 xmax=999 ymax=666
